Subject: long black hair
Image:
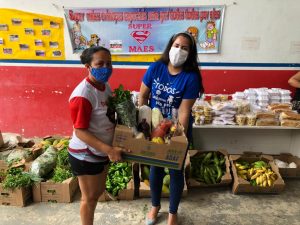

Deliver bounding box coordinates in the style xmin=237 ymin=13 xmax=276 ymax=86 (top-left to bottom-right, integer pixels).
xmin=159 ymin=32 xmax=204 ymax=95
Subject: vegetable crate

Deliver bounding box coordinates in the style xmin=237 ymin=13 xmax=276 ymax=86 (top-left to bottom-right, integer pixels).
xmin=186 ymin=149 xmax=232 ymax=188
xmin=272 ymin=153 xmax=300 ymax=178
xmin=0 ymin=185 xmax=32 ymax=207
xmin=32 ymin=177 xmax=78 ymax=203
xmin=98 ymin=180 xmax=134 ymax=202
xmin=230 ymin=153 xmax=285 ymax=194
xmin=113 ymin=125 xmax=188 ymax=170
xmin=138 ymin=164 xmax=188 ymax=198
xmin=98 ymin=162 xmax=135 ymax=202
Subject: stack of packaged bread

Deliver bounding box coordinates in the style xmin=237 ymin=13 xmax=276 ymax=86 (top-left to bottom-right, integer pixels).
xmin=280 ymin=111 xmax=300 ymax=128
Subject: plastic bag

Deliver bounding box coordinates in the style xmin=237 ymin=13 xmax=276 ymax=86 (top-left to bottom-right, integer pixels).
xmin=30 ymin=146 xmax=57 ymax=178
xmin=115 ymin=100 xmax=137 ymax=127
xmin=6 ymin=148 xmax=32 ymax=163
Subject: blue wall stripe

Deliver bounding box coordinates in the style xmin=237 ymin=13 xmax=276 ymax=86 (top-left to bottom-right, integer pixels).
xmin=0 ymin=59 xmax=299 ymax=68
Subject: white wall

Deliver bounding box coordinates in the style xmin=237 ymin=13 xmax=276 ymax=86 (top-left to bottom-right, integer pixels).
xmin=0 ymin=0 xmax=300 ymax=63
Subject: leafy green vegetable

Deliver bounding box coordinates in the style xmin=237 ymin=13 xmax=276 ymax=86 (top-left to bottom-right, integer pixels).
xmin=56 ymin=148 xmax=70 ymax=169
xmin=51 ymin=167 xmax=73 ymax=183
xmin=106 ymin=162 xmax=132 ymax=197
xmin=107 ymin=85 xmax=132 ymax=109
xmin=1 ymin=168 xmax=41 ymax=190
xmin=107 ymin=85 xmax=136 ymax=127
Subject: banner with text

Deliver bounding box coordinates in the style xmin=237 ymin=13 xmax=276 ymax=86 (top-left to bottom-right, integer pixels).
xmin=64 ymin=6 xmax=225 ymax=54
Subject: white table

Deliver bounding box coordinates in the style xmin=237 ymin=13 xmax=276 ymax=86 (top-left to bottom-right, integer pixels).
xmin=192 ymin=124 xmax=300 ymax=157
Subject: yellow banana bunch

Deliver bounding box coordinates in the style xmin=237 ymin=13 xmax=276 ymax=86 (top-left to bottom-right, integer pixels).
xmin=235 ymin=161 xmax=277 ymax=187
xmin=251 ymin=168 xmax=277 ymax=187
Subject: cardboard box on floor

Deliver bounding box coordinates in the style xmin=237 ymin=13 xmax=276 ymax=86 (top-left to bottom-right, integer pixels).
xmin=32 ymin=177 xmax=78 ymax=203
xmin=186 ymin=149 xmax=232 ymax=188
xmin=98 ymin=163 xmax=135 ymax=202
xmin=113 ymin=125 xmax=188 ymax=170
xmin=272 ymin=153 xmax=300 ymax=178
xmin=98 ymin=179 xmax=134 ymax=202
xmin=230 ymin=152 xmax=285 ymax=194
xmin=138 ymin=163 xmax=188 ymax=198
xmin=0 ymin=185 xmax=32 ymax=207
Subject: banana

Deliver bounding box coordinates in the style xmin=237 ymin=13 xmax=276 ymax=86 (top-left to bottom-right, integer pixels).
xmin=238 ymin=170 xmax=248 ymax=175
xmin=248 ymin=168 xmax=254 ymax=176
xmin=267 ymin=179 xmax=272 ymax=187
xmin=235 ymin=163 xmax=242 ymax=167
xmin=263 ymin=180 xmax=267 ymax=187
xmin=251 ymin=172 xmax=262 ymax=180
xmin=256 ymin=177 xmax=260 ymax=185
xmin=238 ymin=165 xmax=248 ymax=170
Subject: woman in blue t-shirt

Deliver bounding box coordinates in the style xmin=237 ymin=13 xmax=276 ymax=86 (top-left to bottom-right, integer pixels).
xmin=139 ymin=32 xmax=204 ymax=225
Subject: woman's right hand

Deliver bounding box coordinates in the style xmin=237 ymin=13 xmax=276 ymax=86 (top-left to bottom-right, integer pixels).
xmin=107 ymin=147 xmax=126 ymax=162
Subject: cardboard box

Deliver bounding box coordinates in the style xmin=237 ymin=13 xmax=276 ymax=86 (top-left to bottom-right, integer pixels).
xmin=0 ymin=185 xmax=32 ymax=207
xmin=32 ymin=177 xmax=78 ymax=203
xmin=113 ymin=125 xmax=188 ymax=170
xmin=272 ymin=153 xmax=300 ymax=178
xmin=138 ymin=164 xmax=188 ymax=198
xmin=186 ymin=149 xmax=232 ymax=187
xmin=98 ymin=179 xmax=134 ymax=202
xmin=230 ymin=153 xmax=285 ymax=194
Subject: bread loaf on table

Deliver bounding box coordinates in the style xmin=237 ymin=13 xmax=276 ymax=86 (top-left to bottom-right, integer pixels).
xmin=256 ymin=118 xmax=279 ymax=126
xmin=268 ymin=103 xmax=291 ymax=111
xmin=281 ymin=119 xmax=300 ymax=128
xmin=280 ymin=111 xmax=300 ymax=121
xmin=256 ymin=112 xmax=276 ymax=120
xmin=273 ymin=108 xmax=293 ymax=114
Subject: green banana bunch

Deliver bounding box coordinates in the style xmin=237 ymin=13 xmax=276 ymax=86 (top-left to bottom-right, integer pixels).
xmin=191 ymin=152 xmax=226 ymax=184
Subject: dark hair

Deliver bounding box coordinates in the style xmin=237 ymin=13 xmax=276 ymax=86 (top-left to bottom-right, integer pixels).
xmin=159 ymin=32 xmax=204 ymax=95
xmin=80 ymin=46 xmax=111 ymax=65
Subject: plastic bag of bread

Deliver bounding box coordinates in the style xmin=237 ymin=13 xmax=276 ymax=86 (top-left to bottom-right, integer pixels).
xmin=273 ymin=108 xmax=292 ymax=114
xmin=256 ymin=118 xmax=279 ymax=126
xmin=268 ymin=103 xmax=291 ymax=111
xmin=280 ymin=111 xmax=300 ymax=121
xmin=281 ymin=119 xmax=300 ymax=128
xmin=256 ymin=111 xmax=276 ymax=120
xmin=246 ymin=114 xmax=257 ymax=126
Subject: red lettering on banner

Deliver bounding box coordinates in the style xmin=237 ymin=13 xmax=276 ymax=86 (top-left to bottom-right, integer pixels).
xmin=210 ymin=9 xmax=221 ymax=20
xmin=68 ymin=10 xmax=85 ymax=22
xmin=129 ymin=45 xmax=154 ymax=52
xmin=124 ymin=12 xmax=147 ymax=21
xmin=128 ymin=23 xmax=152 ymax=29
xmin=160 ymin=11 xmax=169 ymax=22
xmin=101 ymin=12 xmax=123 ymax=21
xmin=86 ymin=12 xmax=101 ymax=21
xmin=185 ymin=9 xmax=199 ymax=20
xmin=148 ymin=11 xmax=159 ymax=21
xmin=170 ymin=9 xmax=184 ymax=20
xmin=200 ymin=11 xmax=209 ymax=22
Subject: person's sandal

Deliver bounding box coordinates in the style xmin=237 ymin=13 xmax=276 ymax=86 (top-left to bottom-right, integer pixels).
xmin=145 ymin=206 xmax=161 ymax=225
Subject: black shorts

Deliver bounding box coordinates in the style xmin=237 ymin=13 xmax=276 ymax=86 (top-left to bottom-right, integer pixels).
xmin=68 ymin=153 xmax=109 ymax=176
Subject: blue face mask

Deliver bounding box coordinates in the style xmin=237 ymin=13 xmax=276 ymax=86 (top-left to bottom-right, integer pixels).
xmin=90 ymin=67 xmax=112 ymax=83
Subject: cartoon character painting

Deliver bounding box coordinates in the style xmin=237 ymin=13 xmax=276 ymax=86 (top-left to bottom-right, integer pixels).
xmin=88 ymin=34 xmax=101 ymax=47
xmin=187 ymin=26 xmax=199 ymax=43
xmin=200 ymin=21 xmax=218 ymax=49
xmin=72 ymin=21 xmax=87 ymax=50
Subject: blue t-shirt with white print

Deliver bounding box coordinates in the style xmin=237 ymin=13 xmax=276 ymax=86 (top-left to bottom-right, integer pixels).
xmin=142 ymin=61 xmax=201 ymax=118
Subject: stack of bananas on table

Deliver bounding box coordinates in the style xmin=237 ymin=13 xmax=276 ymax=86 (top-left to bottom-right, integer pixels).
xmin=235 ymin=160 xmax=278 ymax=187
